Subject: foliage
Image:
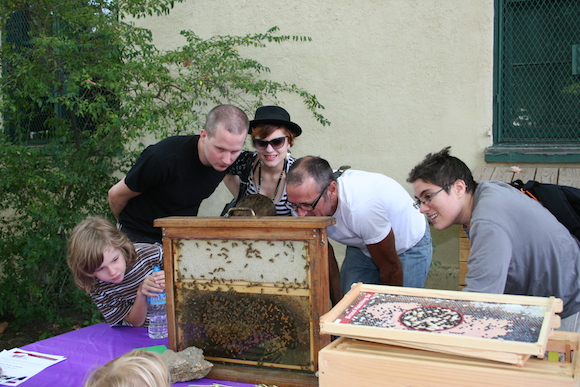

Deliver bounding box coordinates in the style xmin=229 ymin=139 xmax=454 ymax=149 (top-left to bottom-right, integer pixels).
xmin=0 ymin=0 xmax=328 ymax=325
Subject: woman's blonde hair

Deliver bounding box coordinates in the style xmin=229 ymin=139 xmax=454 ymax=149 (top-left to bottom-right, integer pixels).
xmin=84 ymin=350 xmax=170 ymax=387
xmin=67 ymin=216 xmax=136 ymax=293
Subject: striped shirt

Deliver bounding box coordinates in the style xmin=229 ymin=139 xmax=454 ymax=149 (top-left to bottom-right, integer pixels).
xmin=91 ymin=243 xmax=163 ymax=326
xmin=227 ymin=151 xmax=296 ymax=216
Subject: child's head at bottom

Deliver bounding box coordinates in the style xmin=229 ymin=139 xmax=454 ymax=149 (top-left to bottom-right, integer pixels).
xmin=67 ymin=216 xmax=136 ymax=293
xmin=84 ymin=349 xmax=170 ymax=387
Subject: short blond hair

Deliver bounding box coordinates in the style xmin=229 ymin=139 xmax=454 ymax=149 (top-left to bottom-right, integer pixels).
xmin=67 ymin=216 xmax=136 ymax=293
xmin=84 ymin=350 xmax=170 ymax=387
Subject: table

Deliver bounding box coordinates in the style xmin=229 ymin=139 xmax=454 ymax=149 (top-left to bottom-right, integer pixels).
xmin=19 ymin=323 xmax=255 ymax=387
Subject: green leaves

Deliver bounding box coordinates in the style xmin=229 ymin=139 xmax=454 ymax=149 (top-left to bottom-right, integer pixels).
xmin=0 ymin=0 xmax=327 ymax=325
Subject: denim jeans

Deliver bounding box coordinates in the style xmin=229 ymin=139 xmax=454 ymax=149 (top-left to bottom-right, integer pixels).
xmin=559 ymin=311 xmax=580 ymax=333
xmin=339 ymin=220 xmax=432 ymax=294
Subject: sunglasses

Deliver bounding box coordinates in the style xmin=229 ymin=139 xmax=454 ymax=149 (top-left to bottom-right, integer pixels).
xmin=252 ymin=136 xmax=288 ymax=150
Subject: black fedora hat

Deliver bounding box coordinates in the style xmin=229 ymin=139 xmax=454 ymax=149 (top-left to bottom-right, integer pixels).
xmin=249 ymin=106 xmax=302 ymax=137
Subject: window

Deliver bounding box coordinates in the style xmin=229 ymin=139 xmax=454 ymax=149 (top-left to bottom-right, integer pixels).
xmin=488 ymin=0 xmax=580 ymax=162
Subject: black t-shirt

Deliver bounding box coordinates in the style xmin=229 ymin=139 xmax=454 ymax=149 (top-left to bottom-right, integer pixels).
xmin=119 ymin=135 xmax=226 ymax=242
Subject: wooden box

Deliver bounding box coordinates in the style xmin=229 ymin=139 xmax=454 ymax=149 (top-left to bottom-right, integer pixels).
xmin=320 ymin=283 xmax=562 ymax=365
xmin=154 ymin=216 xmax=335 ymax=387
xmin=319 ymin=333 xmax=580 ymax=387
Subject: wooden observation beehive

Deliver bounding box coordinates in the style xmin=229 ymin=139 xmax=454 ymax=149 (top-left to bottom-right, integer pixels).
xmin=154 ymin=216 xmax=335 ymax=387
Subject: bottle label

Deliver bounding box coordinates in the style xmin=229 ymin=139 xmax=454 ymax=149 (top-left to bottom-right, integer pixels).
xmin=148 ymin=292 xmax=166 ymax=305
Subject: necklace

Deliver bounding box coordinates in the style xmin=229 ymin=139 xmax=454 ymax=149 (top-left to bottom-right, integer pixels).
xmin=256 ymin=158 xmax=287 ymax=201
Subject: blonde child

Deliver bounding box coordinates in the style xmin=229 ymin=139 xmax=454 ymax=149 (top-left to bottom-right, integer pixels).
xmin=67 ymin=216 xmax=165 ymax=327
xmin=84 ymin=349 xmax=170 ymax=387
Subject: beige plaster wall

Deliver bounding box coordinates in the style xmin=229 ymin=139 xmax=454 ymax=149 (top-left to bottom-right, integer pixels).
xmin=135 ymin=0 xmax=495 ymax=290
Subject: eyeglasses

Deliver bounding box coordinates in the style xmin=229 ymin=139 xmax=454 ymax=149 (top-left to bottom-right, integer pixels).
xmin=413 ymin=184 xmax=451 ymax=209
xmin=252 ymin=136 xmax=288 ymax=150
xmin=289 ymin=185 xmax=329 ymax=212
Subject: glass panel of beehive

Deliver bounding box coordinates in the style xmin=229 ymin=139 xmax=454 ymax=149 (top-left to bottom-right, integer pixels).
xmin=176 ymin=239 xmax=308 ymax=284
xmin=173 ymin=239 xmax=314 ymax=371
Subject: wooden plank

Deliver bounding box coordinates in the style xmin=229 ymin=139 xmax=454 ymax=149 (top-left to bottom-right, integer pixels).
xmin=207 ymin=365 xmax=317 ymax=387
xmin=154 ymin=216 xmax=336 ymax=230
xmin=535 ymin=168 xmax=559 ymax=184
xmin=459 ymin=234 xmax=470 ymax=262
xmin=180 ymin=280 xmax=311 ymax=297
xmin=513 ymin=167 xmax=537 ymax=183
xmin=354 ymin=336 xmax=527 ymax=365
xmin=459 ymin=261 xmax=468 ymax=287
xmin=558 ymin=168 xmax=580 ymax=188
xmin=490 ymin=167 xmax=515 ymax=183
xmin=162 ymin=236 xmax=177 ymax=351
xmin=472 ymin=166 xmax=496 ymax=181
xmin=319 ymin=335 xmax=580 ymax=387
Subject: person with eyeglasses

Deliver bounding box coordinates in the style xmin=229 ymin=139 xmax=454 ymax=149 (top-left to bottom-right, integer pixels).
xmin=286 ymin=156 xmax=433 ymax=299
xmin=407 ymin=147 xmax=580 ymax=332
xmin=223 ymin=106 xmax=302 ymax=216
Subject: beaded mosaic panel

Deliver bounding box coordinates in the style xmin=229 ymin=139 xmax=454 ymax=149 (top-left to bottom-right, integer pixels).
xmin=336 ymin=292 xmax=546 ymax=343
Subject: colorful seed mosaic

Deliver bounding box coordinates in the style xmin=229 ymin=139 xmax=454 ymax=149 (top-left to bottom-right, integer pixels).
xmin=399 ymin=306 xmax=464 ymax=331
xmin=336 ymin=292 xmax=546 ymax=343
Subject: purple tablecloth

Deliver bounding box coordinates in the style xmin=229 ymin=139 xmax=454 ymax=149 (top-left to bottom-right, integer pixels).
xmin=20 ymin=323 xmax=254 ymax=387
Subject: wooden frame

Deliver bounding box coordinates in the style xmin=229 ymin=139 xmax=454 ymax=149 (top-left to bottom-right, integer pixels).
xmin=154 ymin=216 xmax=335 ymax=387
xmin=320 ymin=283 xmax=562 ymax=365
xmin=319 ymin=331 xmax=580 ymax=387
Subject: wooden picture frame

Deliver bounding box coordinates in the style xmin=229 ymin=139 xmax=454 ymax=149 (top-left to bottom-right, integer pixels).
xmin=320 ymin=283 xmax=563 ymax=365
xmin=154 ymin=216 xmax=335 ymax=387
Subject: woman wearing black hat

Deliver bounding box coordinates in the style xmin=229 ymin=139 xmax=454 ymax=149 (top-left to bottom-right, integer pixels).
xmin=223 ymin=106 xmax=302 ymax=216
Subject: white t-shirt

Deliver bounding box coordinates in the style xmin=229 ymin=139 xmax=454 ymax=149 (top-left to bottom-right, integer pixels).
xmin=328 ymin=170 xmax=426 ymax=257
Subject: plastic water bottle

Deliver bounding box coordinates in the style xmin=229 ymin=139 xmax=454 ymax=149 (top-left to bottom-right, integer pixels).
xmin=147 ymin=266 xmax=168 ymax=339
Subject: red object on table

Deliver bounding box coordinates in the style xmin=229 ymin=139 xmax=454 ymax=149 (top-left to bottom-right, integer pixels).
xmin=20 ymin=322 xmax=254 ymax=387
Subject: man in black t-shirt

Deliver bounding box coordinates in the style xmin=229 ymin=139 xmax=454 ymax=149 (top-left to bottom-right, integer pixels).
xmin=108 ymin=105 xmax=249 ymax=243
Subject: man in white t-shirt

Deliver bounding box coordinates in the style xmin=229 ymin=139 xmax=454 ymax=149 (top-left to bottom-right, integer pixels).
xmin=287 ymin=156 xmax=432 ymax=300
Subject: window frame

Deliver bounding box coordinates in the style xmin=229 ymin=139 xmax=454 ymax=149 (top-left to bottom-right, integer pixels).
xmin=486 ymin=0 xmax=580 ymax=163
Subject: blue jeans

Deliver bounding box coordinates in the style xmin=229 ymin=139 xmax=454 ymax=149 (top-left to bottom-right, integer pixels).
xmin=339 ymin=220 xmax=432 ymax=293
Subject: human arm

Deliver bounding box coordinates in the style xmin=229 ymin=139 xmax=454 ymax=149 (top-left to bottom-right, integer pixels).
xmin=366 ymin=230 xmax=403 ymax=286
xmin=108 ymin=178 xmax=141 ymax=220
xmin=223 ymin=174 xmax=241 ymax=197
xmin=327 ymin=243 xmax=343 ymax=305
xmin=223 ymin=151 xmax=255 ymax=198
xmin=123 ymin=269 xmax=166 ymax=327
